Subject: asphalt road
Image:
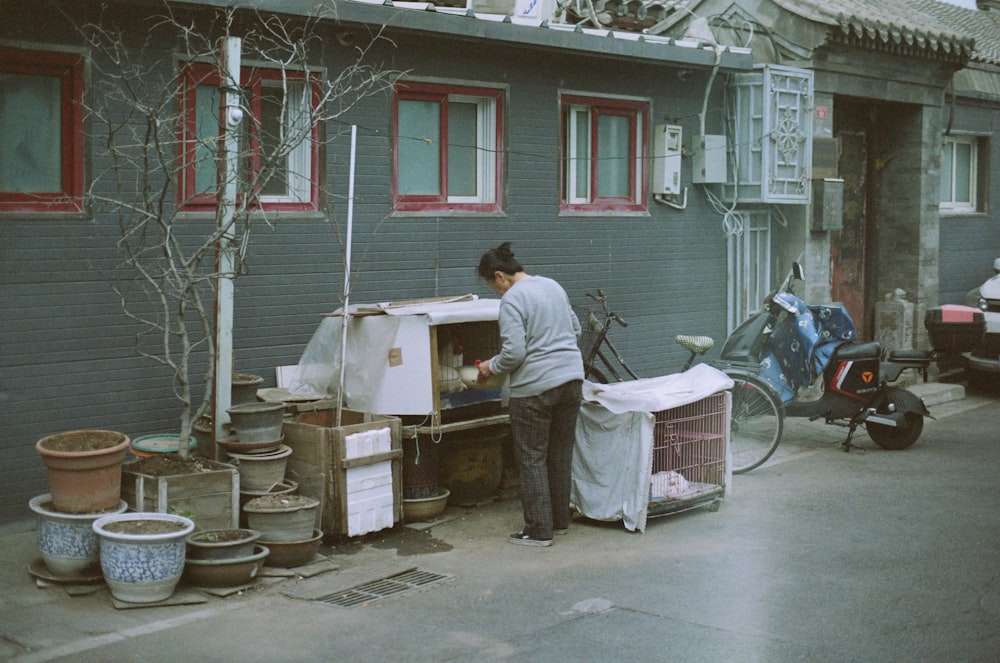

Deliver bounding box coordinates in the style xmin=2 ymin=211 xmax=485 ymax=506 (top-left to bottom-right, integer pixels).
xmin=3 ymin=390 xmax=998 ymax=662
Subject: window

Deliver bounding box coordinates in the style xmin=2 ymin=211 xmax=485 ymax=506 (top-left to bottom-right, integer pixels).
xmin=0 ymin=48 xmax=84 ymax=213
xmin=561 ymin=94 xmax=648 ymax=212
xmin=393 ymin=82 xmax=503 ymax=213
xmin=180 ymin=63 xmax=319 ymax=211
xmin=727 ymin=210 xmax=771 ymax=332
xmin=940 ymin=135 xmax=986 ymax=213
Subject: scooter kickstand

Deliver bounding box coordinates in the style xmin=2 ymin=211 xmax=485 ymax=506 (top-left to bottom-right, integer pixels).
xmin=841 ymin=423 xmax=866 ymax=454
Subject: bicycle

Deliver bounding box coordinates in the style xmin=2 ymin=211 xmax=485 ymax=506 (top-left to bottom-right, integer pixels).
xmin=574 ymin=290 xmax=783 ymax=475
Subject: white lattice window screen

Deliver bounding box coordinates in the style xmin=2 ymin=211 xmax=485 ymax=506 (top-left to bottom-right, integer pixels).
xmin=730 ymin=65 xmax=813 ymax=204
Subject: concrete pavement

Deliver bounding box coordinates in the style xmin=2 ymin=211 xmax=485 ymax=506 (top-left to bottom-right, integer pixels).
xmin=2 ymin=382 xmax=998 ymax=662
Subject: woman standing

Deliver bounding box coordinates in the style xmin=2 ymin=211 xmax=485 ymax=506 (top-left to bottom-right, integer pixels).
xmin=477 ymin=243 xmax=584 ymax=546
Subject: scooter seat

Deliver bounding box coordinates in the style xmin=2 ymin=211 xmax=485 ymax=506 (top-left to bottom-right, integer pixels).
xmin=833 ymin=341 xmax=881 ymax=360
xmin=888 ymin=349 xmax=932 ymax=361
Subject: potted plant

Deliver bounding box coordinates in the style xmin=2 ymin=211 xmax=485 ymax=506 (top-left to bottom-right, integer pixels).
xmin=35 ymin=430 xmax=131 ymax=514
xmin=92 ymin=512 xmax=195 ymax=604
xmin=186 ymin=528 xmax=261 ymax=561
xmin=183 ymin=544 xmax=270 ymax=588
xmin=28 ymin=494 xmax=128 ymax=580
xmin=243 ymin=494 xmax=319 ymax=543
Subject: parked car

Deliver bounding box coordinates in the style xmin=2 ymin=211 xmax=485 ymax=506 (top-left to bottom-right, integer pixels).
xmin=963 ymin=257 xmax=1000 ymax=386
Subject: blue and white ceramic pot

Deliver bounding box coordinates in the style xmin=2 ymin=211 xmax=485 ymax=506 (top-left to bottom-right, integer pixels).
xmin=92 ymin=512 xmax=195 ymax=603
xmin=29 ymin=494 xmax=128 ymax=578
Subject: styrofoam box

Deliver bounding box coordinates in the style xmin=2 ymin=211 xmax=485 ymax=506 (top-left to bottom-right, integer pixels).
xmin=345 ymin=461 xmax=394 ymax=536
xmin=344 ymin=428 xmax=392 ymax=460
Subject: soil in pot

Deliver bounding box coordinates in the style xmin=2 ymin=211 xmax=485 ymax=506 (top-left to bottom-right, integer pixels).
xmin=40 ymin=431 xmax=126 ymax=453
xmin=102 ymin=519 xmax=189 ymax=536
xmin=126 ymin=454 xmax=217 ymax=477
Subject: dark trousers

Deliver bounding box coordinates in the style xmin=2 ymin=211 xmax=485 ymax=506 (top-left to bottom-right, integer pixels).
xmin=508 ymin=380 xmax=582 ymax=540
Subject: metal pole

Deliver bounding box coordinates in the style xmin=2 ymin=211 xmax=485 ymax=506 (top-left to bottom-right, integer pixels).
xmin=336 ymin=125 xmax=358 ymax=427
xmin=213 ymin=36 xmax=242 ymax=459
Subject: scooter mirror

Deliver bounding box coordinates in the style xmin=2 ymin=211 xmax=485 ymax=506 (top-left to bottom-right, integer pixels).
xmin=792 ymin=262 xmax=805 ymax=281
xmin=992 ymin=257 xmax=1000 ymax=274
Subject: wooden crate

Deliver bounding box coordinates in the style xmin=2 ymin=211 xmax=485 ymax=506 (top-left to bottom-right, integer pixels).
xmin=121 ymin=459 xmax=239 ymax=531
xmin=283 ymin=413 xmax=402 ymax=537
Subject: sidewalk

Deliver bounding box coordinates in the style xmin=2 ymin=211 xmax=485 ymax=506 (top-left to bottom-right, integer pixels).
xmin=1 ymin=382 xmax=994 ymax=662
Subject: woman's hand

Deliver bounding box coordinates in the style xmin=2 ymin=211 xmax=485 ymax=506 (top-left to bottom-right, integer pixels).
xmin=475 ymin=359 xmax=492 ymax=384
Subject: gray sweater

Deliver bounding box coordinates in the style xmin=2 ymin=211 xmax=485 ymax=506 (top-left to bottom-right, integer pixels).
xmin=489 ymin=275 xmax=584 ymax=398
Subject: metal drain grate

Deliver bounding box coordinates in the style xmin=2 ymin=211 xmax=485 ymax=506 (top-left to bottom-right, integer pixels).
xmin=318 ymin=568 xmax=452 ymax=608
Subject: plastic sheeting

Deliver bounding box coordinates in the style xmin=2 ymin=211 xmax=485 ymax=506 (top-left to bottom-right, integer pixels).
xmin=284 ymin=297 xmax=501 ymax=410
xmin=571 ymin=364 xmax=733 ymax=533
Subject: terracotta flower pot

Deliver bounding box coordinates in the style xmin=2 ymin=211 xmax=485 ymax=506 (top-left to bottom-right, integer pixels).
xmin=35 ymin=430 xmax=130 ymax=514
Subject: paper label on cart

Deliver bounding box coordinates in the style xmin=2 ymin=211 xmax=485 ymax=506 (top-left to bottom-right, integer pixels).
xmin=388 ymin=347 xmax=403 ymax=367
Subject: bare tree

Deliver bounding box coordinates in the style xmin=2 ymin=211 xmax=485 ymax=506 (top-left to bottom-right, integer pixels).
xmin=75 ymin=2 xmax=400 ymax=457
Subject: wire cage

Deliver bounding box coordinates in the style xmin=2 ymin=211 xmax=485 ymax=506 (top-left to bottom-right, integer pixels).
xmin=648 ymin=391 xmax=729 ymax=517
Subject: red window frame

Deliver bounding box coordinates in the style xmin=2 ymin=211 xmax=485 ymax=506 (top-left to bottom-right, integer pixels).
xmin=179 ymin=62 xmax=320 ymax=212
xmin=393 ymin=81 xmax=504 ymax=213
xmin=560 ymin=95 xmax=649 ymax=213
xmin=0 ymin=48 xmax=84 ymax=214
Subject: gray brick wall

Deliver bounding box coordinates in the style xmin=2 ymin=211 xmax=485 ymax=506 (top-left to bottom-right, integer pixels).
xmin=0 ymin=4 xmax=740 ymax=523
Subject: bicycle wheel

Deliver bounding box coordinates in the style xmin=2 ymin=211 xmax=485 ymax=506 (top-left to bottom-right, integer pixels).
xmin=727 ymin=373 xmax=784 ymax=474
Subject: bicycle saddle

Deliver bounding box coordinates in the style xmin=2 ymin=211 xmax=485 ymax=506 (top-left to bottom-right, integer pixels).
xmin=675 ymin=335 xmax=715 ymax=355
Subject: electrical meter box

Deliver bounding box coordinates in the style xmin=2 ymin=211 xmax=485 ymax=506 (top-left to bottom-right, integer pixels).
xmin=692 ymin=135 xmax=727 ymax=184
xmin=652 ymin=124 xmax=683 ymax=195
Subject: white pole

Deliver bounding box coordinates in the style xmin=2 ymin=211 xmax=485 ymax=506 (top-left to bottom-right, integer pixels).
xmin=336 ymin=125 xmax=358 ymax=426
xmin=214 ymin=36 xmax=242 ymax=459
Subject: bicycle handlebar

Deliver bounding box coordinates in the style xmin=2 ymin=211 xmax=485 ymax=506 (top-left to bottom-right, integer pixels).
xmin=585 ymin=290 xmax=628 ymax=327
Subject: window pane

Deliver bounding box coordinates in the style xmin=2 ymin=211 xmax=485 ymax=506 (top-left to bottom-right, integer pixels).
xmin=0 ymin=73 xmax=61 ymax=192
xmin=398 ymin=99 xmax=440 ymax=195
xmin=260 ymin=85 xmax=288 ymax=197
xmin=573 ymin=108 xmax=589 ymax=199
xmin=940 ymin=142 xmax=953 ymax=202
xmin=194 ymin=84 xmax=219 ymax=195
xmin=596 ymin=114 xmax=629 ymax=198
xmin=447 ymin=101 xmax=478 ymax=197
xmin=954 ymin=142 xmax=972 ymax=204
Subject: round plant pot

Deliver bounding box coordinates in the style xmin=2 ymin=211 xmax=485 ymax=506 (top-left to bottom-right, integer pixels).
xmin=29 ymin=494 xmax=128 ymax=579
xmin=93 ymin=512 xmax=195 ymax=604
xmin=192 ymin=416 xmax=215 ymax=459
xmin=186 ymin=528 xmax=262 ymax=561
xmin=231 ymin=373 xmax=264 ymax=406
xmin=183 ymin=544 xmax=270 ymax=588
xmin=35 ymin=430 xmax=131 ymax=514
xmin=243 ymin=494 xmax=319 ymax=543
xmin=227 ymin=401 xmax=286 ymax=444
xmin=226 ymin=444 xmax=293 ymax=491
xmin=130 ymin=433 xmax=198 ymax=458
xmin=238 ymin=480 xmax=298 ymax=528
xmin=259 ymin=529 xmax=323 ymax=568
xmin=403 ymin=488 xmax=450 ymax=523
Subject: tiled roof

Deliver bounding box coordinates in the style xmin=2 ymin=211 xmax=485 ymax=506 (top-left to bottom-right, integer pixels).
xmin=770 ymin=0 xmax=975 ymax=61
xmin=910 ymin=0 xmax=1000 ymax=65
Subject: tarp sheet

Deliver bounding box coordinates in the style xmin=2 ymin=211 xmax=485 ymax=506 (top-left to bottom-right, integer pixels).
xmin=284 ymin=297 xmax=500 ymax=408
xmin=571 ymin=364 xmax=733 ymax=533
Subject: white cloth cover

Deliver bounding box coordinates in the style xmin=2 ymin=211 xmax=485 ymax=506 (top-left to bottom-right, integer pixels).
xmin=571 ymin=364 xmax=733 ymax=532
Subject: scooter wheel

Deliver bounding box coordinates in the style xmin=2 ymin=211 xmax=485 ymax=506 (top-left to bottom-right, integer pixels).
xmin=866 ymin=412 xmax=923 ymax=450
